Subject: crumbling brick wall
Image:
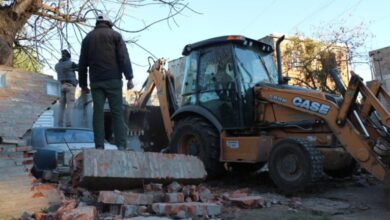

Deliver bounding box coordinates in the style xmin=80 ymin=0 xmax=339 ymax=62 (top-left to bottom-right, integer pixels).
xmin=0 ymin=66 xmax=61 ymax=219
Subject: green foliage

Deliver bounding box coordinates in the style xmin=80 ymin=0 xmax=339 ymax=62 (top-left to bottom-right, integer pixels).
xmin=13 ymin=47 xmax=43 ymax=72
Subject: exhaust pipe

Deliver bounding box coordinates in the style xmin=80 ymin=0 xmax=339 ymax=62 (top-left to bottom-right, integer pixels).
xmin=330 ymin=68 xmax=346 ymax=95
xmin=276 ymin=35 xmax=285 ymax=84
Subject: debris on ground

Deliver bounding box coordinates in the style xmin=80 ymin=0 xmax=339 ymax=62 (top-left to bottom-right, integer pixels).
xmin=0 ymin=140 xmax=62 ymax=219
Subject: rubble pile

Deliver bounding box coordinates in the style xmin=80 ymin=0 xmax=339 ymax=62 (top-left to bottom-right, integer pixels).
xmin=97 ymin=182 xmax=221 ymax=219
xmin=0 ymin=140 xmax=62 ymax=219
xmin=22 ymin=181 xmax=222 ymax=219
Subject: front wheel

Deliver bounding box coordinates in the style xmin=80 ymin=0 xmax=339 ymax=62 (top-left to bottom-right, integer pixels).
xmin=170 ymin=116 xmax=225 ymax=178
xmin=269 ymin=139 xmax=323 ymax=193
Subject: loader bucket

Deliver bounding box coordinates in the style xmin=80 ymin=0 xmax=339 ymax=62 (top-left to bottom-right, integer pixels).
xmin=125 ymin=105 xmax=169 ymax=152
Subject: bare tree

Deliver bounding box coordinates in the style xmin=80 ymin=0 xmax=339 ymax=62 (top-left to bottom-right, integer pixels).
xmin=0 ymin=0 xmax=194 ymax=68
xmin=282 ymin=22 xmax=372 ymax=94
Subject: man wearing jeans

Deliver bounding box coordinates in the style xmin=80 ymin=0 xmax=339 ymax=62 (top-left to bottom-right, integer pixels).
xmin=78 ymin=14 xmax=134 ymax=150
xmin=55 ymin=49 xmax=78 ymax=127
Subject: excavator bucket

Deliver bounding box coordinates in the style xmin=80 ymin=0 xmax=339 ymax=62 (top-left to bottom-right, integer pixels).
xmin=125 ymin=58 xmax=178 ymax=152
xmin=125 ymin=105 xmax=169 ymax=152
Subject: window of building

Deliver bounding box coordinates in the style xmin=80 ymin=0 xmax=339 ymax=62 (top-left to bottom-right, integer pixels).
xmin=46 ymin=80 xmax=60 ymax=96
xmin=0 ymin=73 xmax=5 ymax=88
xmin=290 ymin=50 xmax=302 ymax=69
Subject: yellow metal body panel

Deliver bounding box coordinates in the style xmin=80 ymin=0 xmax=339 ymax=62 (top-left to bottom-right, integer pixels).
xmin=220 ymin=135 xmax=273 ymax=163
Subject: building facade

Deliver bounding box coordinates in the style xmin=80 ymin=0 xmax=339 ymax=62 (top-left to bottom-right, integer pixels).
xmin=260 ymin=34 xmax=349 ymax=93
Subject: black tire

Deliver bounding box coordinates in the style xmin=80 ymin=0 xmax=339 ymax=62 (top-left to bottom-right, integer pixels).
xmin=269 ymin=139 xmax=323 ymax=193
xmin=325 ymin=159 xmax=358 ymax=178
xmin=170 ymin=116 xmax=225 ymax=178
xmin=31 ymin=165 xmax=43 ymax=179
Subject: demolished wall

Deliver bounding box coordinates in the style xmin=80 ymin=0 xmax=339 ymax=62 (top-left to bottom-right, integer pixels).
xmin=0 ymin=66 xmax=59 ymax=140
xmin=0 ymin=66 xmax=61 ymax=218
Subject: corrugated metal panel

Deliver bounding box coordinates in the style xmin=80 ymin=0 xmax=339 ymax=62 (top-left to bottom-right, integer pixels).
xmin=33 ymin=110 xmax=54 ymax=128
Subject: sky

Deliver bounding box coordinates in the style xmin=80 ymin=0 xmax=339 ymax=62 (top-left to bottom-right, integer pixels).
xmin=45 ymin=0 xmax=390 ymax=87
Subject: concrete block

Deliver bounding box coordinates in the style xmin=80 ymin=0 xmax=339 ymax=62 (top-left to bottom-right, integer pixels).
xmin=98 ymin=191 xmax=125 ymax=204
xmin=198 ymin=185 xmax=212 ymax=202
xmin=167 ymin=181 xmax=182 ymax=193
xmin=151 ymin=202 xmax=221 ymax=217
xmin=121 ymin=205 xmax=138 ymax=217
xmin=164 ymin=193 xmax=185 ymax=203
xmin=75 ymin=149 xmax=207 ymax=190
xmin=147 ymin=192 xmax=165 ymax=203
xmin=121 ymin=205 xmax=148 ymax=218
xmin=98 ymin=191 xmax=154 ymax=205
xmin=123 ymin=192 xmax=154 ymax=205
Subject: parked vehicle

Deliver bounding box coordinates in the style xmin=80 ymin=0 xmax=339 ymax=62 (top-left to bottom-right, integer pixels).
xmin=29 ymin=127 xmax=117 ymax=178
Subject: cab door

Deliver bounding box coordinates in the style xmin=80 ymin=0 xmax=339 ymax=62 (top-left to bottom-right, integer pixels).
xmin=197 ymin=45 xmax=241 ymax=128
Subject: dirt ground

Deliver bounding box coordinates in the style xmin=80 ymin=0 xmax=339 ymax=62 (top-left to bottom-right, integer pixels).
xmin=206 ymin=171 xmax=390 ymax=220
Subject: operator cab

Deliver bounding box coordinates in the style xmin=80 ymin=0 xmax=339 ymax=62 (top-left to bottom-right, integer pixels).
xmin=180 ymin=35 xmax=278 ymax=129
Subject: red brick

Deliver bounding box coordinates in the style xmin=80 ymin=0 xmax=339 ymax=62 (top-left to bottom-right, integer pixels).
xmin=54 ymin=199 xmax=77 ymax=219
xmin=34 ymin=212 xmax=51 ymax=220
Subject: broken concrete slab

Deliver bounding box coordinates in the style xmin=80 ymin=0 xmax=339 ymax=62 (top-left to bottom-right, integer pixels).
xmin=73 ymin=149 xmax=207 ymax=190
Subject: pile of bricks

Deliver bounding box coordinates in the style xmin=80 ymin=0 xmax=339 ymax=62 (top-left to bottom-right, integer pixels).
xmin=98 ymin=182 xmax=221 ymax=219
xmin=0 ymin=139 xmax=62 ymax=219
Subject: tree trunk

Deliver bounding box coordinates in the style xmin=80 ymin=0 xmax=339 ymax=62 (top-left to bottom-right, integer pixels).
xmin=0 ymin=0 xmax=38 ymax=66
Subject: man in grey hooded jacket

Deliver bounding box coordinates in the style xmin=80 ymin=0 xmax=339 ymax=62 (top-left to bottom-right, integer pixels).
xmin=55 ymin=49 xmax=78 ymax=127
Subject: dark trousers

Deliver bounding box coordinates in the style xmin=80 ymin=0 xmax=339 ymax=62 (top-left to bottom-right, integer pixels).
xmin=91 ymin=79 xmax=127 ymax=149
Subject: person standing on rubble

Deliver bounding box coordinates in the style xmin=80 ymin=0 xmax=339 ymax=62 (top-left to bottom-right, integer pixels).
xmin=78 ymin=14 xmax=134 ymax=150
xmin=55 ymin=49 xmax=78 ymax=127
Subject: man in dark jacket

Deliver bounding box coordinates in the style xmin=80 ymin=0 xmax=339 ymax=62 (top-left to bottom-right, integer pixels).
xmin=55 ymin=49 xmax=78 ymax=127
xmin=78 ymin=14 xmax=134 ymax=150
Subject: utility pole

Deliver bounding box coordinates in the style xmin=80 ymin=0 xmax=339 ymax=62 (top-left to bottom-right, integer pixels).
xmin=369 ymin=50 xmax=383 ymax=81
xmin=374 ymin=57 xmax=384 ymax=81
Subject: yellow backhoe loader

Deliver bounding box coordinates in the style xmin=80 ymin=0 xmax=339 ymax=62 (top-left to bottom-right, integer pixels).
xmin=128 ymin=36 xmax=390 ymax=204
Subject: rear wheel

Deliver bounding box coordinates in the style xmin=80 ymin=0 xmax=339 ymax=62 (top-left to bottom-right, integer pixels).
xmin=269 ymin=139 xmax=323 ymax=193
xmin=170 ymin=116 xmax=225 ymax=178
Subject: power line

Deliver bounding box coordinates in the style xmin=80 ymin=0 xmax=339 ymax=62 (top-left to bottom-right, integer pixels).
xmin=240 ymin=0 xmax=277 ymax=32
xmin=289 ymin=0 xmax=336 ymax=33
xmin=330 ymin=0 xmax=362 ymax=23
